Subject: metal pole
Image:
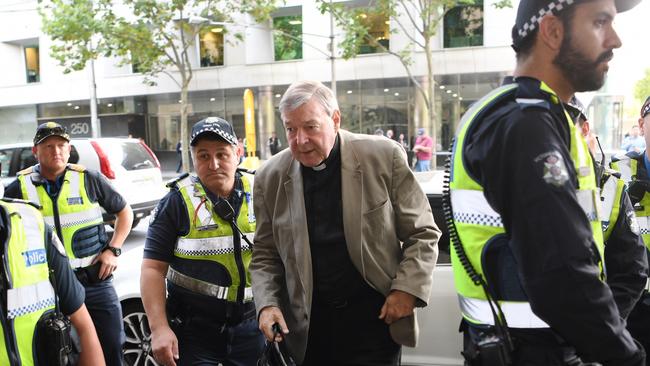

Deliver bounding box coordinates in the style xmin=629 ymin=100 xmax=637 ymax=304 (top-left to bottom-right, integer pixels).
xmin=89 ymin=58 xmax=100 ymax=137
xmin=329 ymin=0 xmax=336 ymax=96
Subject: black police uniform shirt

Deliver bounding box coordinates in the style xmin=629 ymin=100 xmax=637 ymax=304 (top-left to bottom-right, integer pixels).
xmin=463 ymin=77 xmax=637 ymax=361
xmin=4 ymin=166 xmax=127 ymax=216
xmin=0 ymin=207 xmax=85 ymax=316
xmin=144 ymin=174 xmax=246 ymax=312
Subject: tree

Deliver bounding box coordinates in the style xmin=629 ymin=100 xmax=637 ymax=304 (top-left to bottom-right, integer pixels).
xmin=40 ymin=0 xmax=278 ymax=173
xmin=319 ymin=0 xmax=509 ymax=167
xmin=635 ymin=68 xmax=650 ymax=104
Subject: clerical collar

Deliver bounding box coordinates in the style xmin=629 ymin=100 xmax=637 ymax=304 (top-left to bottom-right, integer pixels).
xmin=308 ymin=134 xmax=340 ymax=171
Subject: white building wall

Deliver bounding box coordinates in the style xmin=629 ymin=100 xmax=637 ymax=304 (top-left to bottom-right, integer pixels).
xmin=0 ymin=0 xmax=516 ymax=108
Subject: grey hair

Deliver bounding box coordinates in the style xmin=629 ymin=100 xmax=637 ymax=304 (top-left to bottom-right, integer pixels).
xmin=279 ymin=80 xmax=339 ymax=119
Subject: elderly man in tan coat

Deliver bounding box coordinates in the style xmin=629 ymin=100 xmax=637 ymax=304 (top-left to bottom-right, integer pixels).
xmin=250 ymin=80 xmax=440 ymax=365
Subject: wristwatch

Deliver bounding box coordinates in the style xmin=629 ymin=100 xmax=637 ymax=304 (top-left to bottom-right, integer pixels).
xmin=104 ymin=246 xmax=122 ymax=257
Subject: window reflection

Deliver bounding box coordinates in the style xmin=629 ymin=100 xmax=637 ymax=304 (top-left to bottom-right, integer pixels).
xmin=199 ymin=26 xmax=224 ymax=67
xmin=357 ymin=11 xmax=389 ymax=54
xmin=273 ymin=14 xmax=303 ymax=61
xmin=444 ymin=1 xmax=484 ymax=48
xmin=24 ymin=46 xmax=40 ymax=83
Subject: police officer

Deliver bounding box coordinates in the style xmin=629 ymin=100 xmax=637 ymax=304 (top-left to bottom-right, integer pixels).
xmin=0 ymin=184 xmax=105 ymax=366
xmin=446 ymin=0 xmax=644 ymax=363
xmin=141 ymin=117 xmax=263 ymax=366
xmin=4 ymin=122 xmax=133 ymax=366
xmin=611 ymin=96 xmax=650 ymax=365
xmin=566 ymin=98 xmax=648 ymax=320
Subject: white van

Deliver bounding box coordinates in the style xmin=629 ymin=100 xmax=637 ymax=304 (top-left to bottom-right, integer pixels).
xmin=0 ymin=138 xmax=167 ymax=228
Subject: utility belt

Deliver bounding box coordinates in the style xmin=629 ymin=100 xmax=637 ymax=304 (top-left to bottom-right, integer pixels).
xmin=166 ymin=295 xmax=256 ymax=330
xmin=74 ymin=261 xmax=111 ymax=287
xmin=461 ymin=322 xmax=596 ymax=366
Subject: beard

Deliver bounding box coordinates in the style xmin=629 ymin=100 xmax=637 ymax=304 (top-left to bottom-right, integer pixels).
xmin=553 ymin=31 xmax=614 ymax=92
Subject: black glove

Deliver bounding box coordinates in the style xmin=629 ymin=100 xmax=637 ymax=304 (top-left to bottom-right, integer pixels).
xmin=627 ymin=180 xmax=650 ymax=205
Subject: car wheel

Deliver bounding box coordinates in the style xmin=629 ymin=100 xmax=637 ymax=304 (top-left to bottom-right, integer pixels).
xmin=122 ymin=299 xmax=159 ymax=366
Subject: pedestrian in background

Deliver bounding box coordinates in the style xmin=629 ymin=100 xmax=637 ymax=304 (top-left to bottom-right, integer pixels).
xmin=447 ymin=0 xmax=645 ymax=362
xmin=5 ymin=122 xmax=133 ymax=366
xmin=268 ymin=131 xmax=282 ymax=156
xmin=412 ymin=128 xmax=433 ymax=171
xmin=141 ymin=117 xmax=263 ymax=366
xmin=622 ymin=125 xmax=646 ymax=153
xmin=250 ymin=80 xmax=440 ymax=365
xmin=175 ymin=141 xmax=182 ymax=173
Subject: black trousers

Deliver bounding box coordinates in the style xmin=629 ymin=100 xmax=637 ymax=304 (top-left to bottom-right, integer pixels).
xmin=301 ymin=288 xmax=400 ymax=366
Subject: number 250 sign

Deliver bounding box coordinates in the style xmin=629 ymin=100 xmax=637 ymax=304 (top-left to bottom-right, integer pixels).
xmin=70 ymin=122 xmax=90 ymax=135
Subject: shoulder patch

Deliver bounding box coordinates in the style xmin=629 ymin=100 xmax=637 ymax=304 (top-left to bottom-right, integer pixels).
xmin=67 ymin=163 xmax=86 ymax=172
xmin=17 ymin=166 xmax=34 ymax=176
xmin=534 ymin=151 xmax=569 ymax=187
xmin=166 ymin=172 xmax=190 ymax=189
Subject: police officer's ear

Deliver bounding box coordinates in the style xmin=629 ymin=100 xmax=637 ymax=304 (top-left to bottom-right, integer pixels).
xmin=538 ymin=14 xmax=565 ymax=52
xmin=639 ymin=117 xmax=646 ymax=136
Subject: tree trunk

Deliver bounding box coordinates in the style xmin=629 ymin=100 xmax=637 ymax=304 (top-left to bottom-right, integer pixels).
xmin=425 ymin=36 xmax=437 ymax=169
xmin=180 ymin=86 xmax=190 ymax=173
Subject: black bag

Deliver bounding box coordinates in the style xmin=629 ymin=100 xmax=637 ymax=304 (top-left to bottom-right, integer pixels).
xmin=257 ymin=324 xmax=296 ymax=366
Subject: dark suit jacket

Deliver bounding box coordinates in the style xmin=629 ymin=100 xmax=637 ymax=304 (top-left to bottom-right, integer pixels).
xmin=250 ymin=130 xmax=440 ymax=362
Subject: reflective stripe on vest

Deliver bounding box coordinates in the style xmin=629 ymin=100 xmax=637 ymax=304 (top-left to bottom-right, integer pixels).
xmin=0 ymin=200 xmax=54 ymax=366
xmin=19 ymin=168 xmax=104 ymax=268
xmin=449 ymin=81 xmax=604 ymax=329
xmin=459 ymin=295 xmax=549 ymax=328
xmin=172 ymin=175 xmax=255 ymax=303
xmin=166 ymin=267 xmax=254 ymax=301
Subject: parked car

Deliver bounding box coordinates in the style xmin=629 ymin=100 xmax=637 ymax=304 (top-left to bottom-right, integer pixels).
xmin=0 ymin=138 xmax=167 ymax=228
xmin=113 ymin=170 xmax=463 ymax=366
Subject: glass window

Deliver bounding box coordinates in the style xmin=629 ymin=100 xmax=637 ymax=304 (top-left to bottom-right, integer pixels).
xmin=0 ymin=149 xmax=15 ymax=178
xmin=357 ymin=10 xmax=389 ymax=55
xmin=199 ymin=26 xmax=224 ymax=67
xmin=444 ymin=1 xmax=484 ymax=48
xmin=273 ymin=15 xmax=303 ymax=61
xmin=24 ymin=46 xmax=40 ymax=83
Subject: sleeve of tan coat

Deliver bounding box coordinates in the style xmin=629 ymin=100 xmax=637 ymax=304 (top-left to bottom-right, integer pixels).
xmin=249 ymin=166 xmax=284 ymax=316
xmin=388 ymin=143 xmax=441 ymax=306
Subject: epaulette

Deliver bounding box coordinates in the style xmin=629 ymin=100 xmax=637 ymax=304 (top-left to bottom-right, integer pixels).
xmin=17 ymin=166 xmax=34 ymax=176
xmin=166 ymin=172 xmax=190 ymax=189
xmin=236 ymin=167 xmax=256 ymax=175
xmin=1 ymin=197 xmax=42 ymax=210
xmin=515 ymin=97 xmax=551 ymax=111
xmin=67 ymin=163 xmax=86 ymax=172
xmin=602 ymin=167 xmax=622 ymax=179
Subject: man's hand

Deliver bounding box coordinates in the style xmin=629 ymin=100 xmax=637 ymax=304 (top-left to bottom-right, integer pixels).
xmin=93 ymin=249 xmax=118 ymax=280
xmin=379 ymin=290 xmax=416 ymax=324
xmin=258 ymin=306 xmax=289 ymax=342
xmin=151 ymin=325 xmax=179 ymax=366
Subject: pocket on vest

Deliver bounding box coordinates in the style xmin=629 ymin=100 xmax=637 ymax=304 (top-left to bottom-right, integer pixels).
xmin=71 ymin=224 xmax=106 ymax=257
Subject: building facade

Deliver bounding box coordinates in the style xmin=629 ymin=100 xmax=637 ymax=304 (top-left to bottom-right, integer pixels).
xmin=0 ymin=0 xmax=517 ymax=166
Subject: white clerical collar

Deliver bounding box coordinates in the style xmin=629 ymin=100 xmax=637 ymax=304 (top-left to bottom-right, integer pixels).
xmin=311 ymin=163 xmax=326 ymax=171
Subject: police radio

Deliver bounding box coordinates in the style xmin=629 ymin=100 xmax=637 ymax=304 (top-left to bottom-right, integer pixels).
xmin=37 ymin=269 xmax=76 ymax=366
xmin=441 ymin=140 xmax=513 ymax=366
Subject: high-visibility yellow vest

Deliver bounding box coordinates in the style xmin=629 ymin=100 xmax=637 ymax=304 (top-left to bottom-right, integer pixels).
xmin=611 ymin=155 xmax=650 ymax=249
xmin=0 ymin=200 xmax=55 ymax=366
xmin=170 ymin=175 xmax=255 ymax=303
xmin=449 ymin=81 xmax=604 ymax=328
xmin=18 ymin=165 xmax=104 ymax=269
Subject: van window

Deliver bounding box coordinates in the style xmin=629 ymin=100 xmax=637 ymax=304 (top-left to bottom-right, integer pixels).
xmin=19 ymin=148 xmax=37 ymax=172
xmin=103 ymin=141 xmax=155 ymax=171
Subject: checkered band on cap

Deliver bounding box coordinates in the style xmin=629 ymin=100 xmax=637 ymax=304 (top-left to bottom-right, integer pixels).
xmin=516 ymin=0 xmax=574 ymax=41
xmin=190 ymin=117 xmax=238 ymax=145
xmin=641 ymin=97 xmax=650 ymax=118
